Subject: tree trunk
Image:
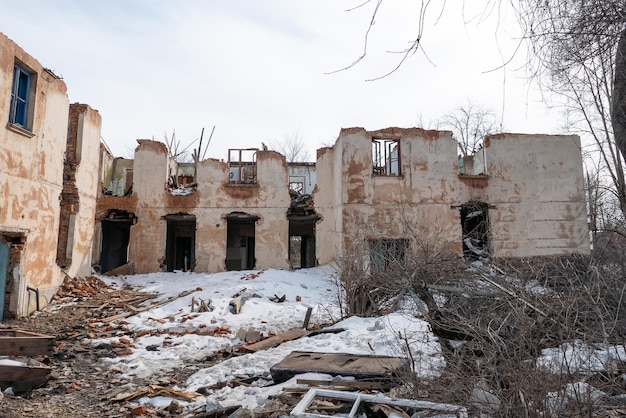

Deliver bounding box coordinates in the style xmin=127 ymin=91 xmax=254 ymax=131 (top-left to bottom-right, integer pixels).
xmin=611 ymin=27 xmax=626 ymax=216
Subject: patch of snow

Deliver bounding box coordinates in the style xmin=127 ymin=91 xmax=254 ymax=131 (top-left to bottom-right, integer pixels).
xmin=95 ymin=266 xmax=444 ymax=410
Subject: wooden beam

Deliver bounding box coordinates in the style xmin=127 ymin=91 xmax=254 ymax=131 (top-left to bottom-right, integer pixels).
xmin=0 ymin=359 xmax=51 ymax=383
xmin=243 ymin=328 xmax=310 ymax=352
xmin=0 ymin=329 xmax=54 ymax=356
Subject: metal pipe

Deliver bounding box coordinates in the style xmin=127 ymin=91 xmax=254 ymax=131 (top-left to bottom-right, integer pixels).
xmin=27 ymin=286 xmax=40 ymax=311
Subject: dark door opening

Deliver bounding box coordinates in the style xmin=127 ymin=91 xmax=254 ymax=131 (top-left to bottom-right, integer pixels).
xmin=100 ymin=220 xmax=132 ymax=274
xmin=288 ymin=217 xmax=317 ymax=269
xmin=460 ymin=201 xmax=490 ymax=259
xmin=226 ymin=212 xmax=258 ymax=271
xmin=165 ymin=214 xmax=196 ymax=272
xmin=0 ymin=234 xmax=25 ymax=320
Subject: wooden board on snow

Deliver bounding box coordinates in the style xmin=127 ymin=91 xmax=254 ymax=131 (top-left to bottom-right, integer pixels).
xmin=243 ymin=328 xmax=311 ymax=352
xmin=270 ymin=351 xmax=409 ymax=383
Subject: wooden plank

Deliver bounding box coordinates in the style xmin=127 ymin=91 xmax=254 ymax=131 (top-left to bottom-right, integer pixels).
xmin=291 ymin=388 xmax=469 ymax=418
xmin=102 ymin=289 xmax=195 ymax=323
xmin=243 ymin=328 xmax=310 ymax=352
xmin=0 ymin=359 xmax=51 ymax=383
xmin=0 ymin=329 xmax=54 ymax=356
xmin=270 ymin=351 xmax=409 ymax=384
xmin=295 ymin=379 xmax=383 ymax=390
xmin=302 ymin=307 xmax=313 ymax=329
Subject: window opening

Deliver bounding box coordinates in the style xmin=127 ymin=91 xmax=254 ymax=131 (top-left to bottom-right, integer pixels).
xmin=372 ymin=138 xmax=400 ymax=176
xmin=460 ymin=202 xmax=490 ymax=259
xmin=369 ymin=239 xmax=406 ymax=273
xmin=289 ymin=180 xmax=305 ymax=194
xmin=228 ymin=149 xmax=258 ymax=184
xmin=9 ymin=64 xmax=31 ymax=129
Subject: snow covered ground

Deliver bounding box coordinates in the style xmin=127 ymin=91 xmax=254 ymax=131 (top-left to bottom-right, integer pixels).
xmin=95 ymin=266 xmax=446 ymax=411
xmin=82 ymin=263 xmax=626 ymax=415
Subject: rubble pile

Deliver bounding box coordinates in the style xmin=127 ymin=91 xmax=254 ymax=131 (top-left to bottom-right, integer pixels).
xmin=287 ymin=190 xmax=316 ymax=217
xmin=54 ymin=275 xmax=113 ymax=300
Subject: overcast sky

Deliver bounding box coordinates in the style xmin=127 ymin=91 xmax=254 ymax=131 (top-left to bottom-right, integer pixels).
xmin=0 ymin=1 xmax=561 ymax=161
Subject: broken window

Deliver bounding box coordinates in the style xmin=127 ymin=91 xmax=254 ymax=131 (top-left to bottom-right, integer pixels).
xmin=372 ymin=138 xmax=400 ymax=176
xmin=168 ymin=161 xmax=196 ymax=193
xmin=369 ymin=239 xmax=407 ymax=273
xmin=289 ymin=180 xmax=304 ymax=194
xmin=9 ymin=63 xmax=34 ymax=130
xmin=228 ymin=149 xmax=257 ymax=184
xmin=460 ymin=201 xmax=490 ymax=259
xmin=103 ymin=158 xmax=134 ymax=197
xmin=226 ymin=212 xmax=258 ymax=271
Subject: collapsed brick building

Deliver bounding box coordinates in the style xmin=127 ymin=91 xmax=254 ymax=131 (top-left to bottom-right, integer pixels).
xmin=94 ymin=127 xmax=589 ymax=276
xmin=315 ymin=127 xmax=590 ymax=266
xmin=0 ymin=31 xmax=590 ymax=318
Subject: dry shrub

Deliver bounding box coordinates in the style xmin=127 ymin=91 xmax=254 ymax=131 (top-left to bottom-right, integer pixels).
xmin=335 ymin=236 xmax=626 ymax=416
xmin=400 ymin=254 xmax=626 ymax=416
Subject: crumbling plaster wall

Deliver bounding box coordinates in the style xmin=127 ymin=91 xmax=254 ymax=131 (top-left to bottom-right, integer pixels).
xmin=125 ymin=141 xmax=291 ymax=273
xmin=63 ymin=104 xmax=102 ymax=278
xmin=0 ymin=32 xmax=69 ymax=315
xmin=480 ymin=133 xmax=589 ymax=256
xmin=315 ymin=127 xmax=590 ymax=264
xmin=315 ymin=127 xmax=463 ymax=265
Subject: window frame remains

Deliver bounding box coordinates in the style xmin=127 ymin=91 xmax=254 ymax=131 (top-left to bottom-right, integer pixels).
xmin=372 ymin=138 xmax=401 ymax=176
xmin=368 ymin=238 xmax=407 ymax=273
xmin=228 ymin=149 xmax=258 ymax=184
xmin=9 ymin=63 xmax=34 ymax=132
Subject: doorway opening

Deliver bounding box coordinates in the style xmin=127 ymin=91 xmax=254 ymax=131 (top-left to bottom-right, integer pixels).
xmin=100 ymin=210 xmax=136 ymax=274
xmin=288 ymin=217 xmax=317 ymax=269
xmin=164 ymin=214 xmax=196 ymax=272
xmin=0 ymin=234 xmax=25 ymax=320
xmin=460 ymin=201 xmax=490 ymax=259
xmin=226 ymin=212 xmax=258 ymax=271
xmin=287 ymin=190 xmax=319 ymax=269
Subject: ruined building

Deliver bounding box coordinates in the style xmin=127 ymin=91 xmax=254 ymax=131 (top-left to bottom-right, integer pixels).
xmin=0 ymin=33 xmax=101 ymax=319
xmin=1 ymin=32 xmax=590 ymax=319
xmin=315 ymin=128 xmax=590 ymax=266
xmin=95 ymin=144 xmax=318 ymax=274
xmin=95 ymin=127 xmax=589 ymax=276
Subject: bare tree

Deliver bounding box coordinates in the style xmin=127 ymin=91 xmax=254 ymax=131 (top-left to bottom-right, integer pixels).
xmin=271 ymin=132 xmax=311 ymax=163
xmin=518 ymin=0 xmax=626 ymax=165
xmin=344 ymin=1 xmax=626 ymax=220
xmin=441 ymin=100 xmax=499 ymax=157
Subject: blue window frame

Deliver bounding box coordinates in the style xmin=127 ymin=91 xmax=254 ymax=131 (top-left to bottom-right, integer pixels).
xmin=10 ymin=64 xmax=31 ymax=129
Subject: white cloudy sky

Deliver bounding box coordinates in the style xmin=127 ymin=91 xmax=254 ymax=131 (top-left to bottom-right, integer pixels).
xmin=0 ymin=1 xmax=561 ymax=160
